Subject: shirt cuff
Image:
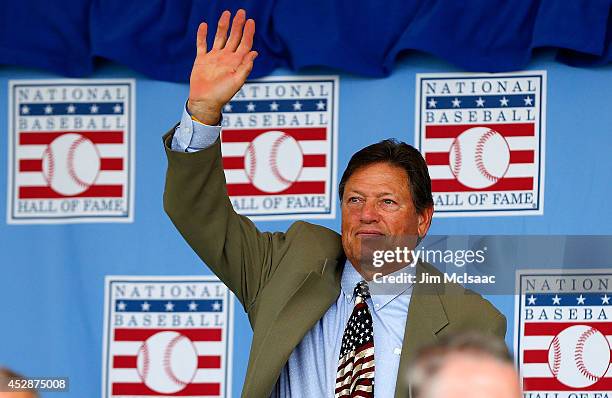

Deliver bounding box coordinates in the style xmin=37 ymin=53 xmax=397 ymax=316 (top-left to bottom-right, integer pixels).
xmin=170 ymin=102 xmax=222 ymax=152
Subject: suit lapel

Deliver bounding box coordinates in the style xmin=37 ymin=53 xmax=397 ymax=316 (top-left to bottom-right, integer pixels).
xmin=394 ymin=263 xmax=449 ymax=398
xmin=243 ymin=258 xmax=343 ymax=398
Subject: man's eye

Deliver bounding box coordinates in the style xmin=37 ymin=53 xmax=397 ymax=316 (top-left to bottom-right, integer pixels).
xmin=347 ymin=197 xmax=361 ymax=204
xmin=383 ymin=199 xmax=396 ymax=205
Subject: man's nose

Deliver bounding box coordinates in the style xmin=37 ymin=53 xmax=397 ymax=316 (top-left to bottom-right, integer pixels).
xmin=360 ymin=200 xmax=380 ymax=223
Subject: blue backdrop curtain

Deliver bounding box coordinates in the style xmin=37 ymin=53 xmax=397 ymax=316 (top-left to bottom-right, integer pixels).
xmin=1 ymin=0 xmax=610 ymax=81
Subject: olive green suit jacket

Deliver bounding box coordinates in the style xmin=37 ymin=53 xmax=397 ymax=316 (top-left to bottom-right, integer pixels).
xmin=162 ymin=132 xmax=507 ymax=398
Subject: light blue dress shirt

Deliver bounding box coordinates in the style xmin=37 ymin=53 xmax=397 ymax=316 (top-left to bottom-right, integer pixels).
xmin=171 ymin=106 xmax=413 ymax=397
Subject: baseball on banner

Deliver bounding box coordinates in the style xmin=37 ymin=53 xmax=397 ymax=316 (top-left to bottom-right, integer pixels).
xmin=42 ymin=133 xmax=101 ymax=196
xmin=244 ymin=131 xmax=304 ymax=193
xmin=449 ymin=127 xmax=510 ymax=189
xmin=548 ymin=325 xmax=611 ymax=388
xmin=136 ymin=331 xmax=198 ymax=394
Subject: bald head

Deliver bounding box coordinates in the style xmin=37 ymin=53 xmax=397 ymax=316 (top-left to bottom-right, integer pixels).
xmin=407 ymin=332 xmax=521 ymax=398
xmin=421 ymin=351 xmax=521 ymax=398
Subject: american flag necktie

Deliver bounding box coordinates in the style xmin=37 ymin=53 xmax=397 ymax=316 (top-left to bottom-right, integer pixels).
xmin=335 ymin=281 xmax=375 ymax=397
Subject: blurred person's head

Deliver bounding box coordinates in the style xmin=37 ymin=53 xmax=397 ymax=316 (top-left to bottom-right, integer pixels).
xmin=407 ymin=332 xmax=521 ymax=398
xmin=0 ymin=368 xmax=38 ymax=398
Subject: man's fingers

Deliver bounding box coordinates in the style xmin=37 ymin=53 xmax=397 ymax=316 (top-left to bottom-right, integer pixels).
xmin=225 ymin=9 xmax=246 ymax=52
xmin=235 ymin=51 xmax=258 ymax=81
xmin=236 ymin=19 xmax=255 ymax=55
xmin=212 ymin=10 xmax=230 ymax=50
xmin=196 ymin=22 xmax=208 ymax=56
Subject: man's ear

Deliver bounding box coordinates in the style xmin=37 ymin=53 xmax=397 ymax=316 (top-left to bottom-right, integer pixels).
xmin=417 ymin=205 xmax=434 ymax=238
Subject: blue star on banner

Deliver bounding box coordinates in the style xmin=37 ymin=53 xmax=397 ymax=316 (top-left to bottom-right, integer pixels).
xmin=19 ymin=102 xmax=124 ymax=116
xmin=223 ymin=99 xmax=328 ymax=113
xmin=425 ymin=94 xmax=535 ymax=109
xmin=114 ymin=299 xmax=223 ymax=312
xmin=525 ymin=293 xmax=611 ymax=306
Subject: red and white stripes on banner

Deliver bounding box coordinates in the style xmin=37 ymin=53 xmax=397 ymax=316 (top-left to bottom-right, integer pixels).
xmin=221 ymin=127 xmax=327 ymax=196
xmin=110 ymin=328 xmax=222 ymax=396
xmin=17 ymin=130 xmax=125 ymax=198
xmin=521 ymin=322 xmax=612 ymax=391
xmin=424 ymin=123 xmax=536 ymax=192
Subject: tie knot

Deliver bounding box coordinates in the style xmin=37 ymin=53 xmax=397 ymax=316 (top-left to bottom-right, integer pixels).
xmin=354 ymin=281 xmax=371 ymax=300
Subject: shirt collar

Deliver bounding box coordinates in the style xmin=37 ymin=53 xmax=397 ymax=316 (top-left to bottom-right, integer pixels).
xmin=341 ymin=260 xmax=414 ymax=311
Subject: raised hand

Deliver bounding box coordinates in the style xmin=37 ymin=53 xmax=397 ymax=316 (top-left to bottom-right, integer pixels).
xmin=188 ymin=9 xmax=257 ymax=125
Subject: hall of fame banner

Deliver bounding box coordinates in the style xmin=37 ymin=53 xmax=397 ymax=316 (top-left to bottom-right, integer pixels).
xmin=219 ymin=76 xmax=338 ymax=220
xmin=515 ymin=270 xmax=612 ymax=397
xmin=102 ymin=276 xmax=233 ymax=398
xmin=415 ymin=72 xmax=546 ymax=217
xmin=7 ymin=79 xmax=135 ymax=224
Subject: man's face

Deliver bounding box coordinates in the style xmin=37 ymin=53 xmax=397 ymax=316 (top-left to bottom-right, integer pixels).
xmin=340 ymin=162 xmax=432 ymax=269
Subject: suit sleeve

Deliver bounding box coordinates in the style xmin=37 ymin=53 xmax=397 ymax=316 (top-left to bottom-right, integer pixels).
xmin=162 ymin=127 xmax=298 ymax=310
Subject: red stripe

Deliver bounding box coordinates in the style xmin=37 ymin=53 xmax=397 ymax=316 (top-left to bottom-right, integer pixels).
xmin=18 ymin=185 xmax=123 ymax=198
xmin=425 ymin=123 xmax=534 ymax=138
xmin=523 ymin=377 xmax=612 ymax=391
xmin=222 ymin=128 xmax=326 ymax=142
xmin=509 ymin=150 xmax=534 ymax=163
xmin=19 ymin=131 xmax=124 ymax=145
xmin=524 ymin=322 xmax=612 ymax=336
xmin=113 ymin=355 xmax=136 ymax=368
xmin=100 ymin=158 xmax=123 ymax=170
xmin=113 ymin=328 xmax=222 ymax=342
xmin=112 ymin=355 xmax=221 ymax=369
xmin=222 ymin=154 xmax=326 ymax=170
xmin=425 ymin=152 xmax=451 ymax=166
xmin=431 ymin=177 xmax=533 ymax=192
xmin=227 ymin=181 xmax=325 ymax=196
xmin=18 ymin=158 xmax=123 ymax=172
xmin=302 ymin=154 xmax=326 ymax=167
xmin=198 ymin=355 xmax=222 ymax=368
xmin=522 ymin=350 xmax=548 ymax=363
xmin=112 ymin=383 xmax=220 ymax=396
xmin=18 ymin=159 xmax=42 ymax=172
xmin=222 ymin=157 xmax=244 ymax=169
xmin=425 ymin=150 xmax=534 ymax=166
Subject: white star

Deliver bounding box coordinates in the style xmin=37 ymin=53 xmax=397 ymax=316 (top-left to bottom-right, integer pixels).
xmin=475 ymin=97 xmax=485 ymax=107
xmin=552 ymin=294 xmax=561 ymax=305
xmin=527 ymin=295 xmax=537 ymax=305
xmin=246 ymin=102 xmax=256 ymax=112
xmin=212 ymin=301 xmax=221 ymax=311
xmin=90 ymin=104 xmax=99 ymax=114
xmin=44 ymin=105 xmax=53 ymax=114
xmin=427 ymin=98 xmax=437 ymax=108
xmin=223 ymin=103 xmax=233 ymax=112
xmin=117 ymin=301 xmax=126 ymax=311
xmin=269 ymin=101 xmax=279 ymax=111
xmin=21 ymin=105 xmax=30 ymax=114
xmin=66 ymin=104 xmax=76 ymax=114
xmin=292 ymin=101 xmax=302 ymax=111
xmin=500 ymin=96 xmax=509 ymax=106
xmin=165 ymin=301 xmax=174 ymax=311
xmin=188 ymin=301 xmax=198 ymax=311
xmin=524 ymin=96 xmax=533 ymax=106
xmin=576 ymin=294 xmax=586 ymax=305
xmin=316 ymin=101 xmax=326 ymax=110
xmin=602 ymin=294 xmax=610 ymax=304
xmin=113 ymin=104 xmax=122 ymax=113
xmin=451 ymin=98 xmax=461 ymax=108
xmin=141 ymin=301 xmax=150 ymax=311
